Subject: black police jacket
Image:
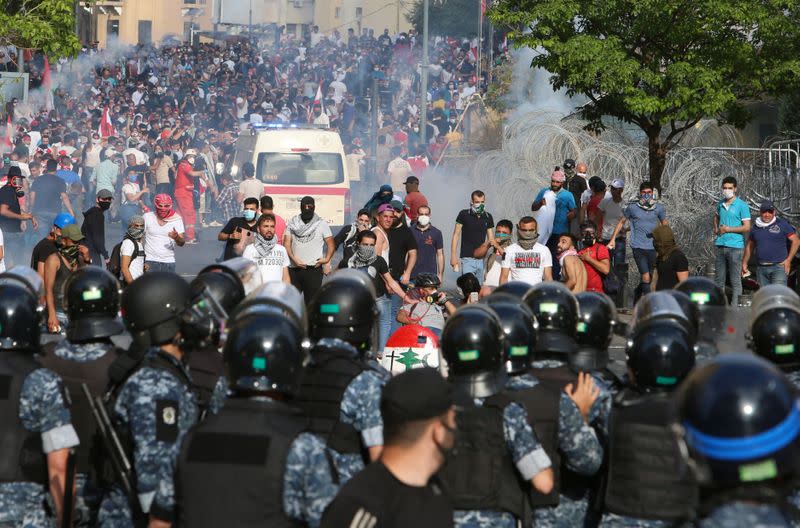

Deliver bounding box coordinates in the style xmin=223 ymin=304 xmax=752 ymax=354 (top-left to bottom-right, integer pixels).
xmin=603 ymin=388 xmax=697 ymax=521
xmin=175 ymin=398 xmax=306 ymax=528
xmin=0 ymin=351 xmax=48 ymax=484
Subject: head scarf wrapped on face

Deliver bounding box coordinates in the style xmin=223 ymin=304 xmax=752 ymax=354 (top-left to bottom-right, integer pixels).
xmin=154 ymin=194 xmax=175 ymax=219
xmin=127 ymin=215 xmax=145 ymax=239
xmin=652 ymin=224 xmax=678 ymax=262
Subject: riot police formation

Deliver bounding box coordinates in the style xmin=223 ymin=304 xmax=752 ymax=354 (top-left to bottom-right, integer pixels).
xmin=674 ymin=276 xmax=729 ymax=361
xmin=438 ymin=303 xmax=555 ymax=527
xmin=0 ymin=272 xmax=80 ymax=527
xmin=176 ymin=306 xmax=337 ymax=526
xmin=293 ymin=269 xmax=392 ymax=484
xmin=521 ymin=281 xmax=608 ymax=526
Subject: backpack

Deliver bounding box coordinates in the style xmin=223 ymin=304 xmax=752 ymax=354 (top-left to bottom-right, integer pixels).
xmin=107 ymin=235 xmax=141 ymax=279
xmin=596 ymin=244 xmax=621 ymax=296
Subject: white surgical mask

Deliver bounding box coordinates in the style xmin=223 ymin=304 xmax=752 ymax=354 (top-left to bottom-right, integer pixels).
xmin=722 ymin=189 xmax=735 ymax=200
xmin=417 ymin=215 xmax=430 ymax=226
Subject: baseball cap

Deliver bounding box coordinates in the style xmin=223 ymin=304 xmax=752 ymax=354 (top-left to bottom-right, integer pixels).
xmin=184 ymin=149 xmax=198 ymax=157
xmin=96 ymin=189 xmax=113 ymax=200
xmin=377 ymin=203 xmax=394 ymax=214
xmin=6 ymin=166 xmax=22 ymax=178
xmin=611 ymin=179 xmax=625 ymax=189
xmin=381 ymin=368 xmax=453 ymax=425
xmin=403 ymin=176 xmax=419 ymax=185
xmin=61 ymin=224 xmax=85 ymax=242
xmin=390 ymin=199 xmax=404 ymax=211
xmin=760 ymin=200 xmax=775 ymax=212
xmin=53 ymin=213 xmax=75 ymax=229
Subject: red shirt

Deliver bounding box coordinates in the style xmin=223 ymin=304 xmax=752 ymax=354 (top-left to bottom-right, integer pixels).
xmin=404 ymin=191 xmax=429 ymax=221
xmin=579 ymin=243 xmax=610 ymax=293
xmin=586 ymin=194 xmax=604 ymax=231
xmin=175 ymin=160 xmax=194 ymax=190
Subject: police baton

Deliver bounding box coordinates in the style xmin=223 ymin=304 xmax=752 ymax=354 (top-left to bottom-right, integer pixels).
xmin=62 ymin=448 xmax=76 ymax=528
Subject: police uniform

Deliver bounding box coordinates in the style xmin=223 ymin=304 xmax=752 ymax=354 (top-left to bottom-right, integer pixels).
xmin=0 ymin=366 xmax=79 ymax=527
xmin=294 ymin=338 xmax=390 ymax=484
xmin=98 ymin=348 xmax=198 ymax=525
xmin=508 ymin=366 xmax=605 ymax=527
xmin=38 ymin=340 xmax=119 ymax=527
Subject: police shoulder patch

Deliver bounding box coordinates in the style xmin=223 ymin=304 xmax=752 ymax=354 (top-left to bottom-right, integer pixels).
xmin=156 ymin=399 xmax=180 ymax=442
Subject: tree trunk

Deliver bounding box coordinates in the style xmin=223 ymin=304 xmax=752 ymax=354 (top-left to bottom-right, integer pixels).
xmin=647 ymin=129 xmax=667 ymax=194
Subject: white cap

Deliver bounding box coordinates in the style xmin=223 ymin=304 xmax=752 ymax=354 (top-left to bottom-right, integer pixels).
xmin=236 ymin=97 xmax=244 ymax=104
xmin=611 ymin=178 xmax=625 ymax=189
xmin=185 ymin=149 xmax=198 ymax=157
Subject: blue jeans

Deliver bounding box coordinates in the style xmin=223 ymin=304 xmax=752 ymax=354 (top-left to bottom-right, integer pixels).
xmin=376 ymin=295 xmax=392 ymax=354
xmin=390 ymin=291 xmax=404 ymax=334
xmin=757 ymin=263 xmax=787 ymax=287
xmin=631 ymin=248 xmax=657 ymax=302
xmin=460 ymin=257 xmax=485 ymax=285
xmin=602 ymin=237 xmax=627 ymax=306
xmin=145 ymin=260 xmax=176 ymax=273
xmin=715 ymin=246 xmax=743 ymax=306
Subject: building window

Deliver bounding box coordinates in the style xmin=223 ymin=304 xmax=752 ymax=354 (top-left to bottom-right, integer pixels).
xmin=286 ymin=23 xmax=297 ymax=36
xmin=335 ymin=7 xmax=341 ymax=18
xmin=138 ymin=20 xmax=152 ymax=44
xmin=107 ymin=19 xmax=119 ymax=36
xmin=356 ymin=7 xmax=362 ymax=17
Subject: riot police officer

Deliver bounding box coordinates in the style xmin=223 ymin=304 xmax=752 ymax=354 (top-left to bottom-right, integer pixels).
xmin=438 ymin=304 xmax=554 ymax=527
xmin=0 ymin=278 xmax=80 ymax=526
xmin=575 ymin=291 xmax=622 ymax=391
xmin=749 ymin=284 xmax=800 ymax=387
xmin=294 ymin=269 xmax=391 ymax=484
xmin=98 ymin=271 xmax=218 ymax=526
xmin=599 ymin=295 xmax=697 ymax=527
xmin=187 ymin=257 xmax=263 ymax=415
xmin=176 ymin=308 xmax=337 ymax=527
xmin=485 ymin=291 xmax=605 ymax=527
xmin=674 ymin=276 xmax=728 ymax=361
xmin=674 ymin=354 xmax=800 ymax=527
xmin=493 ymin=280 xmax=535 ymax=301
xmin=36 ymin=267 xmax=123 ymax=526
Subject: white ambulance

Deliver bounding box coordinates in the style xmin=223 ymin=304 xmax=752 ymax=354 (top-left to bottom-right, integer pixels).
xmin=228 ymin=123 xmax=351 ymax=227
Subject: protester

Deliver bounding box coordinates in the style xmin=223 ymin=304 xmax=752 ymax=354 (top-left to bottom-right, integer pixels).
xmin=259 ymin=195 xmax=286 ymax=240
xmin=143 ymin=193 xmax=185 ymax=273
xmin=651 ymin=223 xmax=689 ymax=290
xmin=475 ymin=219 xmax=513 ymax=297
xmin=30 ymin=213 xmax=75 ymax=278
xmin=237 ymin=161 xmax=262 ymax=202
xmin=81 ymin=189 xmax=112 ymax=265
xmin=242 ymin=213 xmax=291 ymax=283
xmin=388 ymin=148 xmax=413 ymax=193
xmin=577 ymin=221 xmax=610 ymax=293
xmin=386 ymin=200 xmax=418 ymax=330
xmin=598 ymin=179 xmax=627 ymax=303
xmin=608 ymin=181 xmax=667 ymax=303
xmin=532 ymin=168 xmax=577 ymax=279
xmin=397 ymin=274 xmax=456 ymax=337
xmin=409 ymin=204 xmax=444 ymax=281
xmin=402 ymin=175 xmax=428 ymax=222
xmin=556 ymin=233 xmax=587 ymax=293
xmin=119 ymin=168 xmax=148 ymax=227
xmin=30 ymin=160 xmax=74 ymax=237
xmin=450 ymin=190 xmax=501 ymax=283
xmin=119 ymin=215 xmax=146 ymax=284
xmin=173 ymin=149 xmax=203 ymax=244
xmin=743 ymin=200 xmax=800 ymax=287
xmin=0 ymin=165 xmax=36 ymax=266
xmin=44 ymin=224 xmax=87 ymax=333
xmin=217 ymin=197 xmax=259 ymax=260
xmin=713 ymin=176 xmax=750 ymax=306
xmin=499 ymin=216 xmax=553 ymax=286
xmin=283 ymin=196 xmax=334 ymax=301
xmin=333 ymin=208 xmax=371 ymax=264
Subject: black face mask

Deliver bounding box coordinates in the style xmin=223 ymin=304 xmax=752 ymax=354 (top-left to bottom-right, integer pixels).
xmin=582 ymin=235 xmax=595 ymax=248
xmin=99 ymin=201 xmax=111 ymax=211
xmin=434 ymin=418 xmax=456 ymax=459
xmin=300 ymin=208 xmax=315 ymax=222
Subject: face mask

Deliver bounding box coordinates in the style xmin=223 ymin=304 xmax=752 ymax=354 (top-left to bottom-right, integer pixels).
xmin=640 ymin=193 xmax=653 ymax=202
xmin=243 ymin=209 xmax=257 ymax=221
xmin=417 ymin=214 xmax=430 ymax=226
xmin=128 ymin=174 xmax=138 ymax=183
xmin=186 ymin=156 xmax=196 ymax=165
xmin=156 ymin=207 xmax=172 ymax=219
xmin=518 ymin=228 xmax=539 ymax=241
xmin=99 ymin=201 xmax=111 ymax=211
xmin=92 ymin=138 xmax=101 ymax=145
xmin=413 ymin=127 xmax=419 ymax=133
xmin=300 ymin=208 xmax=315 ymax=222
xmin=471 ymin=203 xmax=485 ymax=214
xmin=15 ymin=188 xmax=24 ymax=198
xmin=722 ymin=189 xmax=735 ymax=200
xmin=127 ymin=226 xmax=144 ymax=239
xmin=59 ymin=244 xmax=79 ymax=262
xmin=356 ymin=244 xmax=375 ymax=261
xmin=582 ymin=234 xmax=595 ymax=248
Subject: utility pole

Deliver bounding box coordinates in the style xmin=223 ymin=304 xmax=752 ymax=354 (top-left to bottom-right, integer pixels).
xmin=370 ymin=76 xmax=379 ymax=184
xmin=249 ymin=0 xmax=253 ymax=39
xmin=396 ymin=0 xmax=400 ymax=34
xmin=419 ymin=0 xmax=429 ymax=145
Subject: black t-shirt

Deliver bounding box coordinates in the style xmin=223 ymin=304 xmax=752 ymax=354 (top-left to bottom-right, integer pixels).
xmin=31 ymin=237 xmax=57 ymax=269
xmin=220 ymin=216 xmax=257 ymax=260
xmin=31 ymin=173 xmax=66 ymax=214
xmin=0 ymin=184 xmax=21 ymax=233
xmin=339 ymin=255 xmax=390 ymax=297
xmin=320 ymin=462 xmax=453 ymax=528
xmin=455 ymin=209 xmax=494 ymax=258
xmin=656 ymin=249 xmax=689 ymax=291
xmin=387 ymin=224 xmax=418 ymax=279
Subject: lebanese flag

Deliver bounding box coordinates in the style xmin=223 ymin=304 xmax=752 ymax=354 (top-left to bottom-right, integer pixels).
xmin=97 ymin=106 xmax=115 ymax=138
xmin=481 ymin=0 xmax=487 ymax=14
xmin=313 ymin=81 xmax=324 ymax=112
xmin=42 ymin=56 xmax=54 ymax=111
xmin=3 ymin=115 xmax=12 ymax=149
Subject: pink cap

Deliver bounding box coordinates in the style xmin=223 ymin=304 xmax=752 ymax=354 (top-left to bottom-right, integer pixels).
xmin=378 ymin=203 xmax=394 ymax=213
xmin=551 ymin=170 xmax=566 ymax=183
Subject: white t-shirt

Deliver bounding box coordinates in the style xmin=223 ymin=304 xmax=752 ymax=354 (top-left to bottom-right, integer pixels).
xmin=121 ymin=182 xmax=140 ymax=205
xmin=120 ymin=238 xmax=145 ymax=280
xmin=501 ymin=242 xmax=552 ymax=285
xmin=598 ymin=192 xmax=625 ymax=240
xmin=484 ymin=254 xmax=503 ymax=287
xmin=143 ymin=212 xmax=185 ymax=263
xmin=287 ymin=218 xmax=333 ymax=267
xmin=242 ymin=243 xmax=290 ymax=283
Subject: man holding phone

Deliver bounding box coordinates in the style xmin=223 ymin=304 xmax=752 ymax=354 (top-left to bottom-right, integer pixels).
xmin=217 ymin=197 xmax=259 ymax=260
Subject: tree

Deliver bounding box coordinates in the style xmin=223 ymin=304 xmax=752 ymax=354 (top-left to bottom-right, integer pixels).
xmin=407 ymin=0 xmax=485 ymax=39
xmin=0 ymin=0 xmax=81 ymax=58
xmin=490 ymin=0 xmax=800 ymax=190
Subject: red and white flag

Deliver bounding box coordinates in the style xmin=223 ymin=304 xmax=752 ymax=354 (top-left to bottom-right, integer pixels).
xmin=313 ymin=81 xmax=324 ymax=112
xmin=42 ymin=56 xmax=54 ymax=111
xmin=97 ymin=106 xmax=115 ymax=138
xmin=3 ymin=115 xmax=12 ymax=149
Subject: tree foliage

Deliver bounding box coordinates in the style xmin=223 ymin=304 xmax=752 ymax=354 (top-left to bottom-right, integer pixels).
xmin=0 ymin=0 xmax=81 ymax=58
xmin=407 ymin=0 xmax=485 ymax=39
xmin=490 ymin=0 xmax=800 ymax=189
